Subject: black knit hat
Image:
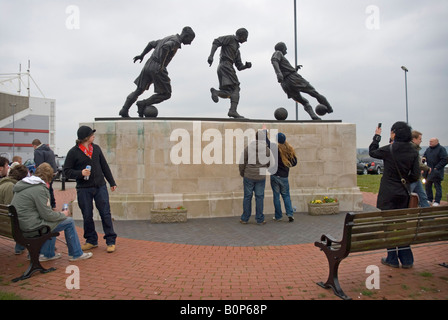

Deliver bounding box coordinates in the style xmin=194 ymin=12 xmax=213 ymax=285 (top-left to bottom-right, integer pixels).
xmin=77 ymin=126 xmax=96 ymax=140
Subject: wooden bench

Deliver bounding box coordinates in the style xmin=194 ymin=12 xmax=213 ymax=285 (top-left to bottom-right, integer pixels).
xmin=0 ymin=204 xmax=60 ymax=282
xmin=314 ymin=205 xmax=448 ymax=300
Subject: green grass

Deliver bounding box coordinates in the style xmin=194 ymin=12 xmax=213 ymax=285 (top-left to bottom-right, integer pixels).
xmin=357 ymin=174 xmax=382 ymax=193
xmin=357 ymin=173 xmax=448 ymax=200
xmin=0 ymin=291 xmax=23 ymax=300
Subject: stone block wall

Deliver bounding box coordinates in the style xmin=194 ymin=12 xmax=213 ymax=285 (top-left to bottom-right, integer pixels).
xmin=72 ymin=119 xmax=363 ymax=220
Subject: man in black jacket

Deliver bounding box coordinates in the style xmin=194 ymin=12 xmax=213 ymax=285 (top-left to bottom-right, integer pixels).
xmin=63 ymin=126 xmax=117 ymax=253
xmin=423 ymin=137 xmax=448 ymax=206
xmin=32 ymin=139 xmax=58 ymax=208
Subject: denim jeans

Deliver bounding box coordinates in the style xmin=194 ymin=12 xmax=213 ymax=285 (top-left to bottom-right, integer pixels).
xmin=40 ymin=217 xmax=84 ymax=259
xmin=425 ymin=179 xmax=443 ymax=204
xmin=384 ymin=246 xmax=414 ymax=267
xmin=77 ymin=184 xmax=117 ymax=246
xmin=241 ymin=177 xmax=266 ymax=223
xmin=270 ymin=175 xmax=294 ymax=220
xmin=15 ymin=243 xmax=25 ymax=254
xmin=410 ymin=180 xmax=430 ymax=207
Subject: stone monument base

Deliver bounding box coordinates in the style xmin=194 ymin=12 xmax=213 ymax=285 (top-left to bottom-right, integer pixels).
xmin=71 ymin=117 xmax=363 ymax=221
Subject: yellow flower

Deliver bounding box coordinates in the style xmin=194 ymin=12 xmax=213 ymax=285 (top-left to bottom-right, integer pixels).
xmin=310 ymin=197 xmax=338 ymax=204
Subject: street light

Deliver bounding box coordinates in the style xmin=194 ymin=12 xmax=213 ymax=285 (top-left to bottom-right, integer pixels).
xmin=401 ymin=66 xmax=409 ymax=123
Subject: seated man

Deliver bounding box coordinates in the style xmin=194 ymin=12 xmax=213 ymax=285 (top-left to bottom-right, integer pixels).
xmin=11 ymin=163 xmax=92 ymax=261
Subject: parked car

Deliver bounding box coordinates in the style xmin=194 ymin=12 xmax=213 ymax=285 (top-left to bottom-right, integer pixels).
xmin=23 ymin=159 xmax=36 ymax=175
xmin=360 ymin=157 xmax=384 ymax=174
xmin=357 ymin=159 xmax=368 ymax=175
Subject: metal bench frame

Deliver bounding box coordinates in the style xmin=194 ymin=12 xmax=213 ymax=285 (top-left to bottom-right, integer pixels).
xmin=0 ymin=204 xmax=60 ymax=282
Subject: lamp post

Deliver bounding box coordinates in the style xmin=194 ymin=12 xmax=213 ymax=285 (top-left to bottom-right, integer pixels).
xmin=401 ymin=66 xmax=409 ymax=123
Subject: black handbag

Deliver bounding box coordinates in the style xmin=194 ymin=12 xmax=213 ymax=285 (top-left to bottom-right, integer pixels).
xmin=389 ymin=144 xmax=419 ymax=208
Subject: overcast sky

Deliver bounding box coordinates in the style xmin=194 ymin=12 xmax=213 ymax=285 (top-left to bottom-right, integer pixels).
xmin=1 ymin=0 xmax=447 ymax=155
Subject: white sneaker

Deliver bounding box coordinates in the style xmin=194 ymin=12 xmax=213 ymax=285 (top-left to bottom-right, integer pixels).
xmin=39 ymin=253 xmax=62 ymax=262
xmin=433 ymin=202 xmax=440 ymax=206
xmin=69 ymin=252 xmax=93 ymax=261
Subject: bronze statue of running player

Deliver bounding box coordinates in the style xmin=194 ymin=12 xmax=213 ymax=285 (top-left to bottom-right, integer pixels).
xmin=119 ymin=27 xmax=196 ymax=118
xmin=271 ymin=42 xmax=333 ymax=120
xmin=208 ymin=28 xmax=252 ymax=119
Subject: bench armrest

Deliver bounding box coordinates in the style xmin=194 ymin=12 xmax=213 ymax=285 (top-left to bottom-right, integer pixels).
xmin=319 ymin=234 xmax=341 ymax=247
xmin=23 ymin=225 xmax=52 ymax=238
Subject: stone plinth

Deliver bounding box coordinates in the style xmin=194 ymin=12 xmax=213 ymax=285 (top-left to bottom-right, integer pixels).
xmin=72 ymin=118 xmax=363 ymax=220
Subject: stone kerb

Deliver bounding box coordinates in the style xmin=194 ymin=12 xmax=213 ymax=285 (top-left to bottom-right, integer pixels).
xmin=71 ymin=119 xmax=363 ymax=221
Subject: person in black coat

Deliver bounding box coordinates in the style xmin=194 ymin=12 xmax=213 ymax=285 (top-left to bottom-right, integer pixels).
xmin=423 ymin=137 xmax=448 ymax=206
xmin=369 ymin=121 xmax=420 ymax=268
xmin=63 ymin=126 xmax=117 ymax=253
xmin=32 ymin=139 xmax=58 ymax=208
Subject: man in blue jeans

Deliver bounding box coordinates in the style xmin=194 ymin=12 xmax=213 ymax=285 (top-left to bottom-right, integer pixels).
xmin=239 ymin=130 xmax=271 ymax=224
xmin=269 ymin=133 xmax=297 ymax=222
xmin=64 ymin=126 xmax=117 ymax=253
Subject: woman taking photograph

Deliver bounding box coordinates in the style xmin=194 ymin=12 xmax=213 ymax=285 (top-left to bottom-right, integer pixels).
xmin=369 ymin=121 xmax=420 ymax=268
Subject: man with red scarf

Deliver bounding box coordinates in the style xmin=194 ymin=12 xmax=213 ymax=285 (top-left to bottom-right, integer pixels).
xmin=63 ymin=126 xmax=117 ymax=253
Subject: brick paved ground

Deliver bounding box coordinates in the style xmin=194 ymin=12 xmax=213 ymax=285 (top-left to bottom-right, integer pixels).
xmin=1 ymin=181 xmax=447 ymax=304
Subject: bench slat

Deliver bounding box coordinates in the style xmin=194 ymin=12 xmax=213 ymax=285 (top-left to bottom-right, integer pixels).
xmin=352 ymin=206 xmax=448 ymax=219
xmin=350 ymin=231 xmax=448 ymax=252
xmin=352 ymin=218 xmax=448 ymax=236
xmin=352 ymin=224 xmax=448 ymax=242
xmin=352 ymin=211 xmax=448 ymax=225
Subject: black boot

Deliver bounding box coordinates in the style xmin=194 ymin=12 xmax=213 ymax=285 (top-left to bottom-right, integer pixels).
xmin=210 ymin=88 xmax=219 ymax=103
xmin=136 ymin=101 xmax=146 ymax=118
xmin=228 ymin=103 xmax=245 ymax=119
xmin=304 ymin=105 xmax=321 ymax=120
xmin=119 ymin=97 xmax=136 ymax=118
xmin=119 ymin=108 xmax=129 ymax=117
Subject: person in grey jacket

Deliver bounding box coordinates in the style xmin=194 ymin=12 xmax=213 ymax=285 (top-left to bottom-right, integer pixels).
xmin=239 ymin=130 xmax=271 ymax=224
xmin=423 ymin=137 xmax=448 ymax=206
xmin=11 ymin=163 xmax=92 ymax=261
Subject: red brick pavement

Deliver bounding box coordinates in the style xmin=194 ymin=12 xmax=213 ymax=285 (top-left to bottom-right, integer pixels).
xmin=1 ymin=186 xmax=447 ymax=302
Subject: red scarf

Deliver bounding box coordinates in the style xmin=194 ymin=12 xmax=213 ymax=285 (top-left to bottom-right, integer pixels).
xmin=78 ymin=143 xmax=93 ymax=159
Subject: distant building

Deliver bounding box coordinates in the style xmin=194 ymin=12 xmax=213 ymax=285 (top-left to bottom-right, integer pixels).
xmin=0 ymin=91 xmax=56 ymax=163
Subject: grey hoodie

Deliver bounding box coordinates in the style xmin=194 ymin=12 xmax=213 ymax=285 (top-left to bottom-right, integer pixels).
xmin=11 ymin=176 xmax=66 ymax=235
xmin=239 ymin=140 xmax=271 ymax=181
